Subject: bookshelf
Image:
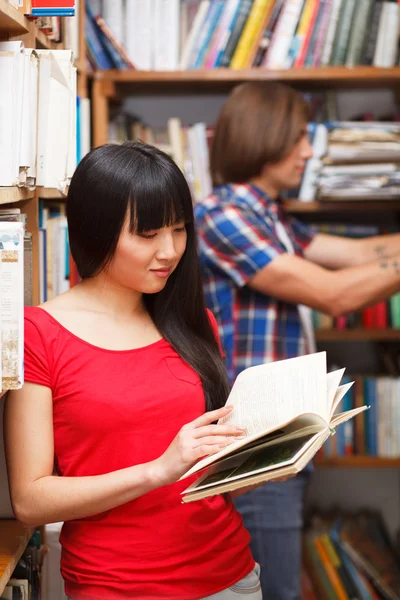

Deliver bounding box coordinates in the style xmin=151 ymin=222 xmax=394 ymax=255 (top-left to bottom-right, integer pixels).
xmin=0 ymin=521 xmax=33 ymax=596
xmin=91 ymin=67 xmax=400 ymax=147
xmin=0 ymin=1 xmax=82 ymax=596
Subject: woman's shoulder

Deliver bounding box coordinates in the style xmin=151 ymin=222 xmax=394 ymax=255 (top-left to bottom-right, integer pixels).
xmin=24 ymin=305 xmax=58 ymax=346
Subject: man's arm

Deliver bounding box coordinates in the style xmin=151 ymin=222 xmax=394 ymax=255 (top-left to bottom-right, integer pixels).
xmin=248 ymin=251 xmax=400 ymax=317
xmin=305 ymin=233 xmax=400 ymax=269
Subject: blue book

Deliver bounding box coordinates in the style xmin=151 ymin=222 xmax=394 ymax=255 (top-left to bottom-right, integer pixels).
xmin=193 ymin=0 xmax=225 ymax=68
xmin=85 ymin=2 xmax=114 ymax=69
xmin=31 ymin=8 xmax=75 ymax=15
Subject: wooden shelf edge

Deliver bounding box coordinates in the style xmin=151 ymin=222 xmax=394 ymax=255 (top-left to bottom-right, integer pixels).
xmin=316 ymin=457 xmax=400 ymax=468
xmin=0 ymin=187 xmax=34 ymax=204
xmin=0 ymin=0 xmax=29 ymax=35
xmin=315 ymin=328 xmax=400 ymax=342
xmin=36 ymin=187 xmax=66 ymax=199
xmin=96 ymin=66 xmax=400 ymax=87
xmin=0 ymin=520 xmax=33 ymax=595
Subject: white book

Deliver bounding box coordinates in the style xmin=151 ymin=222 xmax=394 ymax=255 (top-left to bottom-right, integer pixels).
xmin=180 ymin=0 xmax=210 ymax=69
xmin=125 ymin=0 xmax=154 ymax=70
xmin=180 ymin=352 xmax=368 ymax=502
xmin=264 ymin=0 xmax=305 ymax=69
xmin=0 ymin=221 xmax=24 ymax=391
xmin=80 ymin=97 xmax=91 ymax=159
xmin=0 ymin=50 xmax=18 ymax=186
xmin=24 ymin=49 xmax=39 ymax=186
xmin=298 ymin=124 xmax=328 ymax=202
xmin=373 ymin=2 xmax=399 ymax=68
xmin=153 ymin=0 xmax=180 ymax=70
xmin=320 ymin=0 xmax=343 ymax=66
xmin=103 ymin=0 xmax=124 ymax=45
xmin=167 ymin=117 xmax=184 ymax=171
xmin=36 ymin=51 xmax=74 ymax=191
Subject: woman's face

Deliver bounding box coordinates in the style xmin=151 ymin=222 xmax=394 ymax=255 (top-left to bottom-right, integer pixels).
xmin=106 ymin=218 xmax=187 ymax=294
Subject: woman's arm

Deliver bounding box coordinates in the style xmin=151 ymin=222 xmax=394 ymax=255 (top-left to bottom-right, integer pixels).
xmin=5 ymin=383 xmax=243 ymax=527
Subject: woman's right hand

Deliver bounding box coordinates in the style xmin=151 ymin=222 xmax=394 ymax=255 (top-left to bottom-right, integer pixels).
xmin=149 ymin=406 xmax=245 ymax=487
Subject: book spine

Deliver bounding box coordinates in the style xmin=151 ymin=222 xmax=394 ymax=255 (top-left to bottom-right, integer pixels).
xmin=330 ymin=0 xmax=357 ymax=65
xmin=319 ymin=0 xmax=342 ymax=65
xmin=219 ymin=0 xmax=254 ymax=67
xmin=193 ymin=0 xmax=224 ymax=68
xmin=344 ymin=0 xmax=374 ymax=67
xmin=361 ymin=0 xmax=384 ymax=65
xmin=252 ymin=0 xmax=284 ymax=66
xmin=230 ymin=0 xmax=271 ymax=69
xmin=263 ymin=0 xmax=305 ymax=69
xmin=203 ymin=0 xmax=240 ymax=68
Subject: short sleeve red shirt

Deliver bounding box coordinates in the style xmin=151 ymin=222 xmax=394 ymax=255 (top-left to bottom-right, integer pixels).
xmin=23 ymin=307 xmax=253 ymax=600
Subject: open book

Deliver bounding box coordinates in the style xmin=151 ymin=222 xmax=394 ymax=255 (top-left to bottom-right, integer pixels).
xmin=180 ymin=352 xmax=368 ymax=503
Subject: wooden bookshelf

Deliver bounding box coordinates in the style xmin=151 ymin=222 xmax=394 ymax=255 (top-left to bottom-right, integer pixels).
xmin=96 ymin=66 xmax=400 ymax=92
xmin=37 ymin=187 xmax=67 ymax=200
xmin=0 ymin=187 xmax=34 ymax=205
xmin=316 ymin=456 xmax=400 ymax=468
xmin=315 ymin=329 xmax=400 ymax=342
xmin=0 ymin=0 xmax=28 ymax=35
xmin=286 ymin=200 xmax=400 ymax=214
xmin=0 ymin=521 xmax=33 ymax=596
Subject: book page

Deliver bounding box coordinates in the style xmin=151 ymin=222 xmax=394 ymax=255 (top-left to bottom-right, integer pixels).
xmin=182 ymin=430 xmax=332 ymax=502
xmin=188 ymin=431 xmax=322 ymax=495
xmin=180 ymin=413 xmax=328 ymax=480
xmin=331 ymin=405 xmax=369 ymax=428
xmin=220 ymin=351 xmax=328 ymax=436
xmin=330 ymin=381 xmax=355 ymax=419
xmin=327 ymin=368 xmax=345 ymax=412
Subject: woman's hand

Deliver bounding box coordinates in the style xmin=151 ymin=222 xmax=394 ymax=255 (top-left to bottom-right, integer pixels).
xmin=149 ymin=406 xmax=245 ymax=487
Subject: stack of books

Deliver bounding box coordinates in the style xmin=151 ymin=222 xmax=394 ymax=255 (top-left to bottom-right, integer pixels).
xmin=299 ymin=122 xmax=400 ymax=203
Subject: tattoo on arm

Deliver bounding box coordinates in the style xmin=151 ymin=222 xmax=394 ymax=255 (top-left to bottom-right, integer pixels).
xmin=380 ymin=259 xmax=400 ymax=274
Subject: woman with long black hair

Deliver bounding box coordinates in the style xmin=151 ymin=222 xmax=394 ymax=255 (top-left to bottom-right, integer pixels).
xmin=5 ymin=142 xmax=261 ymax=600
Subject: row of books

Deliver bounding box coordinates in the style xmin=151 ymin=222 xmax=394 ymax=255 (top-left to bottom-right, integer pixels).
xmin=299 ymin=121 xmax=400 ymax=202
xmin=87 ymin=0 xmax=400 ymax=71
xmin=303 ymin=511 xmax=400 ymax=600
xmin=39 ymin=201 xmax=70 ymax=302
xmin=0 ymin=530 xmax=44 ymax=600
xmin=0 ymin=45 xmax=77 ymax=191
xmin=109 ymin=114 xmax=213 ymax=203
xmin=320 ymin=375 xmax=400 ymax=458
xmin=313 ymin=295 xmax=400 ymax=331
xmin=109 ymin=112 xmax=400 ymax=204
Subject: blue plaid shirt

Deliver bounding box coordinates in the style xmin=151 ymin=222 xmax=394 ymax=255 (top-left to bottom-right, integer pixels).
xmin=194 ymin=183 xmax=316 ymax=385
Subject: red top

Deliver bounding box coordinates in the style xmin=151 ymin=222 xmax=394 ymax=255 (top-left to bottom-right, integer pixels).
xmin=23 ymin=306 xmax=253 ymax=600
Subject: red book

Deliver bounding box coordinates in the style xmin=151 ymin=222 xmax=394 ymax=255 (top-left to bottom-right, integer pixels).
xmin=32 ymin=0 xmax=74 ymax=6
xmin=374 ymin=301 xmax=388 ymax=328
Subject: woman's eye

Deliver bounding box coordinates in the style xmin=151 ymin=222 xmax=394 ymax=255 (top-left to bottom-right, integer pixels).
xmin=174 ymin=226 xmax=186 ymax=233
xmin=139 ymin=232 xmax=157 ymax=239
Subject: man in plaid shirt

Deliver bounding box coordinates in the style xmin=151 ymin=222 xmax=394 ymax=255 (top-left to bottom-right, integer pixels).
xmin=195 ymin=82 xmax=400 ymax=599
xmin=195 ymin=182 xmax=315 ymax=384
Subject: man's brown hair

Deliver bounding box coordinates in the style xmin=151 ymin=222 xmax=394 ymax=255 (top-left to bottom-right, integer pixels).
xmin=211 ymin=82 xmax=310 ymax=187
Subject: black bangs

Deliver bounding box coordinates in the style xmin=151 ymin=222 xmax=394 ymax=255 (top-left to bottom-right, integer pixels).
xmin=127 ymin=150 xmax=194 ymax=233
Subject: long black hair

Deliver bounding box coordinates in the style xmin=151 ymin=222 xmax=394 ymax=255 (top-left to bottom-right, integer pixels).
xmin=67 ymin=141 xmax=230 ymax=411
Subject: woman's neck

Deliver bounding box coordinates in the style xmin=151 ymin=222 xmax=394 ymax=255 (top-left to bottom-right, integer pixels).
xmin=75 ymin=275 xmax=145 ymax=319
